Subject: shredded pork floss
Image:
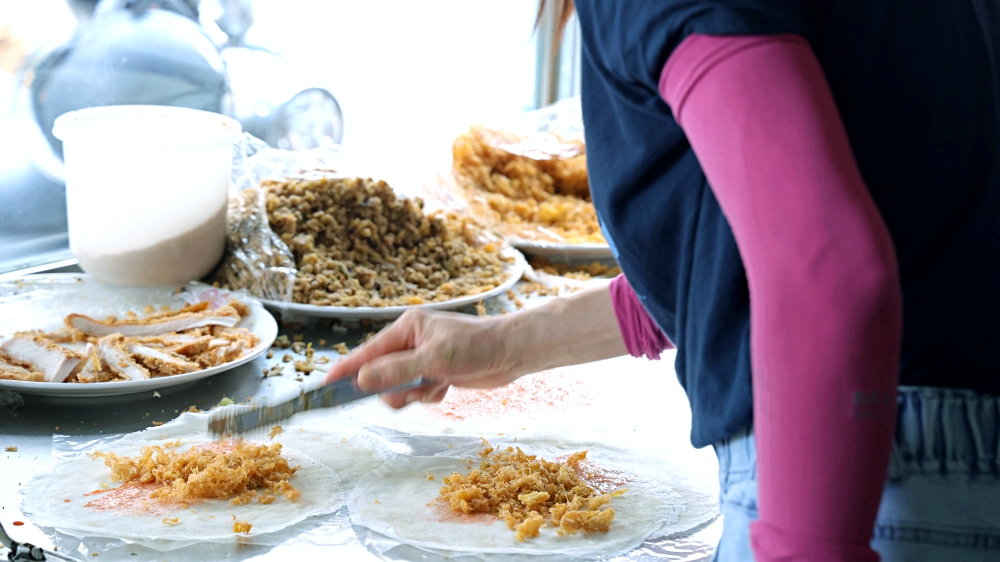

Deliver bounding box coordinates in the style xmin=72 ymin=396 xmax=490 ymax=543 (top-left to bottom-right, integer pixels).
xmin=439 ymin=440 xmax=626 ymax=541
xmin=89 ymin=441 xmax=301 ymax=506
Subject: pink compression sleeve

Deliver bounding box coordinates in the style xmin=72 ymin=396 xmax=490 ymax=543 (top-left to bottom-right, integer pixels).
xmin=660 ymin=34 xmax=902 ymax=561
xmin=609 ymin=274 xmax=674 ymax=360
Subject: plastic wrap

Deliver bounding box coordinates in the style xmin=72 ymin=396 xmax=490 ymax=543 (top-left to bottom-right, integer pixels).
xmin=210 ymin=133 xmax=341 ymax=302
xmin=437 ymin=97 xmax=612 ymax=259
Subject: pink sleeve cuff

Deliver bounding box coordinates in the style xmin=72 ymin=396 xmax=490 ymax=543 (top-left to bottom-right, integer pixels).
xmin=609 ymin=274 xmax=674 ymax=360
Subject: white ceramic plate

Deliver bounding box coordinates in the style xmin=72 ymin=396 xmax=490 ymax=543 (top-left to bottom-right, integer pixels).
xmin=0 ymin=274 xmax=277 ymax=397
xmin=510 ymin=239 xmax=612 ymax=260
xmin=260 ymin=248 xmax=527 ymax=320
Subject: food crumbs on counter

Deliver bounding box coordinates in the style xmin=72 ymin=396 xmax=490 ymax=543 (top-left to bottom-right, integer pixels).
xmin=475 ymin=300 xmax=487 ymax=316
xmin=187 ymin=405 xmax=202 ymax=413
xmin=340 ymin=438 xmax=347 ymax=443
xmin=360 ymin=332 xmax=376 ymax=344
xmin=266 ymin=350 xmax=274 ymax=359
xmin=92 ymin=553 xmax=98 ymax=557
xmin=448 ymin=444 xmax=454 ymax=449
xmin=318 ymin=339 xmax=326 ymax=346
xmin=293 ymin=360 xmax=314 ymax=373
xmin=333 ymin=343 xmax=349 ymax=355
xmin=427 ymin=473 xmax=434 ymax=481
xmin=269 ymin=426 xmax=284 ymax=439
xmin=12 ymin=521 xmax=23 ymax=526
xmin=162 ymin=517 xmax=179 ymax=526
xmin=291 ymin=342 xmax=306 ymax=354
xmin=232 ymin=519 xmax=252 ymax=534
xmin=374 ymin=499 xmax=380 ymax=504
xmin=292 ymin=334 xmax=303 ymax=343
xmin=498 ymin=433 xmax=505 ymax=436
xmin=294 ymin=377 xmax=303 ymax=382
xmin=282 ymin=354 xmax=292 ymax=363
xmin=5 ymin=446 xmax=17 ymax=452
xmin=64 ymin=499 xmax=71 ymax=503
xmin=217 ymin=397 xmax=235 ymax=407
xmin=151 ymin=421 xmax=164 ymax=426
xmin=314 ymin=356 xmax=330 ymax=364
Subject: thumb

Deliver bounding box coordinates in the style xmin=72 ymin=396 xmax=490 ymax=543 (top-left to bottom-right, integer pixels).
xmin=357 ymin=348 xmax=431 ymax=392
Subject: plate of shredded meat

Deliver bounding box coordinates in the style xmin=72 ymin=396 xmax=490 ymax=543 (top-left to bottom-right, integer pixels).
xmin=348 ymin=437 xmax=717 ymax=558
xmin=216 ymin=173 xmax=526 ymax=320
xmin=445 ymin=124 xmax=613 ymax=260
xmin=0 ymin=274 xmax=277 ymax=396
xmin=20 ymin=437 xmax=343 ymax=545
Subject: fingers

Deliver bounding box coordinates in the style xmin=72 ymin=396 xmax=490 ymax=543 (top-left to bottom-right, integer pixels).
xmin=422 ymin=382 xmax=450 ymax=403
xmin=380 ymin=382 xmax=450 ymax=409
xmin=324 ymin=313 xmax=420 ymax=385
xmin=356 ymin=349 xmax=427 ymax=392
xmin=448 ymin=372 xmax=520 ymax=390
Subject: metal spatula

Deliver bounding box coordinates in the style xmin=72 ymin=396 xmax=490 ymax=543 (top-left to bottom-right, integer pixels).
xmin=208 ymin=375 xmax=426 ymax=437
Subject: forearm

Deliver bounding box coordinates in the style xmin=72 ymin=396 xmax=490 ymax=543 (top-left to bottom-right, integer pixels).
xmin=662 ymin=34 xmax=901 ymax=560
xmin=500 ymin=285 xmax=627 ymax=375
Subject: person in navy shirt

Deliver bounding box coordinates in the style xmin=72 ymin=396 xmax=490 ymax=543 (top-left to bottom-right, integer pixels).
xmin=329 ymin=2 xmax=1000 ymax=560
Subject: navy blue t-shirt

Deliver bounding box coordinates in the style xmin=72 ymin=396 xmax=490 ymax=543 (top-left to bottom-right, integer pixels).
xmin=574 ymin=0 xmax=1000 ymax=448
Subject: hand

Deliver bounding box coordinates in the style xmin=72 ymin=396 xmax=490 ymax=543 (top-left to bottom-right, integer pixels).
xmin=324 ymin=308 xmax=523 ymax=408
xmin=324 ymin=285 xmax=627 ymax=409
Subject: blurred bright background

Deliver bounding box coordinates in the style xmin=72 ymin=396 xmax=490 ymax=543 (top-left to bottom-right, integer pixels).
xmin=0 ymin=0 xmax=577 ymax=274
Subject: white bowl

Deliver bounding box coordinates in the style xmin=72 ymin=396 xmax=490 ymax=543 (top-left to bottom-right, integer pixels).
xmin=53 ymin=105 xmax=242 ymax=286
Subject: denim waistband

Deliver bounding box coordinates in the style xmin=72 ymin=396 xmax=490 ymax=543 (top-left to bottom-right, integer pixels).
xmin=890 ymin=385 xmax=1000 ymax=480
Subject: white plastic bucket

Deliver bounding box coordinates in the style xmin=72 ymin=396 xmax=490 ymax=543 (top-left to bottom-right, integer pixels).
xmin=53 ymin=105 xmax=242 ymax=286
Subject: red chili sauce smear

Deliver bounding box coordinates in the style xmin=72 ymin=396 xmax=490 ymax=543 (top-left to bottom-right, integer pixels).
xmin=84 ymin=483 xmax=179 ymax=516
xmin=82 ymin=441 xmax=236 ymax=515
xmin=426 ymin=497 xmax=496 ymax=525
xmin=11 ymin=521 xmax=24 ymax=526
xmin=424 ymin=371 xmax=593 ymax=421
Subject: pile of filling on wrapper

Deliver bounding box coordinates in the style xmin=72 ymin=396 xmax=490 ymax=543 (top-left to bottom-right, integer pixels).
xmin=439 ymin=440 xmax=628 ymax=541
xmin=89 ymin=440 xmax=300 ymax=507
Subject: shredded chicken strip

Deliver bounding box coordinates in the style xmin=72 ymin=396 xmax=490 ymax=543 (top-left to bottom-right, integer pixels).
xmin=66 ymin=305 xmax=241 ymax=337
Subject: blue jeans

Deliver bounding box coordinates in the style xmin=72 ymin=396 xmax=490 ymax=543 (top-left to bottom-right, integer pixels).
xmin=713 ymin=386 xmax=1000 ymax=562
